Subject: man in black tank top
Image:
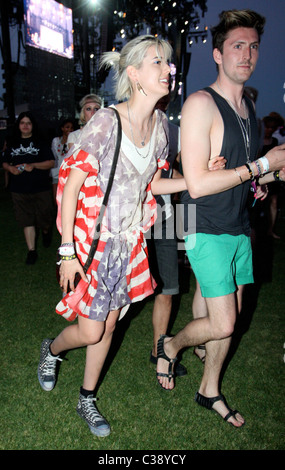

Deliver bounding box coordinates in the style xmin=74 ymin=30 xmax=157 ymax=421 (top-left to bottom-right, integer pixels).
xmin=156 ymin=10 xmax=285 ymax=427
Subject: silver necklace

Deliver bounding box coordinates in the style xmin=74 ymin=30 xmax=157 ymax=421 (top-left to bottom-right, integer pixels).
xmin=216 ymin=82 xmax=251 ymax=163
xmin=127 ymin=102 xmax=153 ymax=158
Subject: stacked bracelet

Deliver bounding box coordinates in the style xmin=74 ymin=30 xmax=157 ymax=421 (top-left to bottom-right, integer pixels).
xmin=245 ymin=163 xmax=254 ymax=181
xmin=258 ymin=156 xmax=270 ymax=174
xmin=60 ymin=254 xmax=76 ymax=261
xmin=58 ymin=242 xmax=75 ymax=256
xmin=252 ymin=160 xmax=262 ymax=177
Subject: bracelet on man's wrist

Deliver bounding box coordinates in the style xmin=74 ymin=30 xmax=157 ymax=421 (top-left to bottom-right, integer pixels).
xmin=234 ymin=168 xmax=243 ymax=183
xmin=258 ymin=156 xmax=270 ymax=174
xmin=252 ymin=160 xmax=262 ymax=177
xmin=245 ymin=163 xmax=254 ymax=181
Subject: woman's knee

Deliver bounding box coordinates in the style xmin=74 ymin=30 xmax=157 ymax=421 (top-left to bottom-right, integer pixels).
xmin=104 ymin=310 xmax=120 ymax=336
xmin=78 ymin=319 xmax=105 ymax=345
xmin=77 ymin=310 xmax=119 ymax=345
xmin=81 ymin=329 xmax=104 ymax=345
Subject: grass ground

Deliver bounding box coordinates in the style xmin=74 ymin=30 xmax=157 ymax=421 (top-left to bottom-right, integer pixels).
xmin=0 ymin=171 xmax=284 ymax=451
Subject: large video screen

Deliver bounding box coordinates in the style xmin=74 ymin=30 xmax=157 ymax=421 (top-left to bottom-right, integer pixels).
xmin=24 ymin=0 xmax=73 ymax=59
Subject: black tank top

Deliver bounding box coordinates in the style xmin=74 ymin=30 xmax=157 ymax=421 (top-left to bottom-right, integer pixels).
xmin=181 ymin=87 xmax=260 ymax=236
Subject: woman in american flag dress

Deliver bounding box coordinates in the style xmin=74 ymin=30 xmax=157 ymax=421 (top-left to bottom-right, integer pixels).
xmin=37 ymin=35 xmax=186 ymax=436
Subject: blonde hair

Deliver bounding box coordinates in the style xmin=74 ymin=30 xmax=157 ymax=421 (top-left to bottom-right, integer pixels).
xmin=79 ymin=94 xmax=102 ymax=126
xmin=100 ymin=35 xmax=172 ymax=101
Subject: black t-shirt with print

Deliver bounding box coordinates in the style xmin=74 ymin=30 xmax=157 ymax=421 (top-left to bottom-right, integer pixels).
xmin=2 ymin=136 xmax=54 ymax=193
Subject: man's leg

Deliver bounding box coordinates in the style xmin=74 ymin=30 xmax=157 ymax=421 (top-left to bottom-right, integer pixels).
xmin=156 ymin=292 xmax=237 ymax=389
xmin=157 ymin=290 xmax=245 ymax=426
xmin=24 ymin=225 xmax=36 ymax=251
xmin=24 ymin=225 xmax=38 ymax=264
xmin=149 ymin=221 xmax=180 ymax=360
xmin=152 ymin=293 xmax=172 ymax=357
xmin=192 ymin=281 xmax=208 ymax=362
xmin=197 ymin=291 xmax=244 ymax=427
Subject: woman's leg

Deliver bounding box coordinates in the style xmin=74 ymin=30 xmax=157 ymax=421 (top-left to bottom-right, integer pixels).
xmin=49 ymin=309 xmax=120 ymax=389
xmin=50 ymin=315 xmax=105 ymax=356
xmin=83 ymin=309 xmax=120 ymax=390
xmin=49 ymin=309 xmax=121 ymax=437
xmin=39 ymin=309 xmax=120 ymax=392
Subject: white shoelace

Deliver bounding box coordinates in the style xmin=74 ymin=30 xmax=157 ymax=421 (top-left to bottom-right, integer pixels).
xmin=42 ymin=354 xmax=62 ymax=376
xmin=83 ymin=397 xmax=105 ymax=422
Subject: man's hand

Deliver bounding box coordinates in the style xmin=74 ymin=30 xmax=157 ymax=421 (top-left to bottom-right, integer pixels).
xmin=266 ymin=144 xmax=285 ymax=171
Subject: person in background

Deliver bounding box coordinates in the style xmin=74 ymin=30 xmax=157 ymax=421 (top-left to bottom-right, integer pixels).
xmin=51 ymin=118 xmax=74 ymax=202
xmin=147 ymin=93 xmax=187 ymax=376
xmin=270 ymin=112 xmax=285 ymax=145
xmin=1 ymin=111 xmax=54 ymax=264
xmin=261 ymin=116 xmax=280 ymax=238
xmin=67 ymin=94 xmax=102 ymax=149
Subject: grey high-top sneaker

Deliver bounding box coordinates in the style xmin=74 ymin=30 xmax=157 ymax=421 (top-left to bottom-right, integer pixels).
xmin=76 ymin=392 xmax=110 ymax=437
xmin=37 ymin=338 xmax=62 ymax=391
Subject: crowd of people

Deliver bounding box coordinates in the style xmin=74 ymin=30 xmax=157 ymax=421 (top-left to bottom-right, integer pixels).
xmin=1 ymin=9 xmax=285 ymax=437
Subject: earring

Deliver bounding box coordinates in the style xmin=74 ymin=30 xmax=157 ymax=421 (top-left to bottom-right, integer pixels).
xmin=136 ymin=82 xmax=147 ymax=96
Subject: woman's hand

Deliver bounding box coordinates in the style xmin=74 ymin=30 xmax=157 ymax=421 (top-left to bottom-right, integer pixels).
xmin=59 ymin=258 xmax=88 ymax=293
xmin=208 ymin=156 xmax=227 ymax=171
xmin=255 ymin=184 xmax=268 ymax=201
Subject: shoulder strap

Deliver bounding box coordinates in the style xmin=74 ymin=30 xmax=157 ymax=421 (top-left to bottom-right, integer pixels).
xmin=83 ymin=107 xmax=122 ymax=273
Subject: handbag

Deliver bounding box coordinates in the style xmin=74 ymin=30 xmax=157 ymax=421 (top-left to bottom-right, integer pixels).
xmin=56 ymin=107 xmax=122 ymax=292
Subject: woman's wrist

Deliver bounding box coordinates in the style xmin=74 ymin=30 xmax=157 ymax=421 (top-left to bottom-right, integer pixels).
xmin=60 ymin=254 xmax=77 ymax=261
xmin=58 ymin=242 xmax=75 ymax=257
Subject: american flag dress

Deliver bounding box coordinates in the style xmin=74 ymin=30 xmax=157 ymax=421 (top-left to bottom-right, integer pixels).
xmin=55 ymin=107 xmax=169 ymax=322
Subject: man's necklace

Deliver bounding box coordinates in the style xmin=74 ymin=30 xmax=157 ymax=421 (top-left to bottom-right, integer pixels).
xmin=216 ymin=82 xmax=251 ymax=163
xmin=127 ymin=101 xmax=153 ymax=158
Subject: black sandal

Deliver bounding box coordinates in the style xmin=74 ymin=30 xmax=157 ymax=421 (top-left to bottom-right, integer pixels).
xmin=195 ymin=392 xmax=245 ymax=427
xmin=193 ymin=345 xmax=206 ymax=363
xmin=156 ymin=335 xmax=177 ymax=390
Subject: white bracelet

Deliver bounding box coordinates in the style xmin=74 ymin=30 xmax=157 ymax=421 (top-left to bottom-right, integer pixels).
xmin=58 ymin=246 xmax=75 ymax=256
xmin=258 ymin=156 xmax=270 ymax=174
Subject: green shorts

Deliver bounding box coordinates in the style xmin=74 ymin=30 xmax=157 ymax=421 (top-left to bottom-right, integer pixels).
xmin=184 ymin=233 xmax=254 ymax=298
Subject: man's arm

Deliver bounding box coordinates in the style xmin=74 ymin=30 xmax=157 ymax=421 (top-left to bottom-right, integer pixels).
xmin=181 ymin=90 xmax=285 ymax=199
xmin=24 ymin=160 xmax=55 ymax=171
xmin=181 ymin=90 xmax=243 ymax=198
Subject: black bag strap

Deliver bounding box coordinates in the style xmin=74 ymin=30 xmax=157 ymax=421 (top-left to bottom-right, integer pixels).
xmin=83 ymin=107 xmax=122 ymax=273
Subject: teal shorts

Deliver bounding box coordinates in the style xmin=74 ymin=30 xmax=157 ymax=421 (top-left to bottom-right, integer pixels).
xmin=184 ymin=233 xmax=254 ymax=298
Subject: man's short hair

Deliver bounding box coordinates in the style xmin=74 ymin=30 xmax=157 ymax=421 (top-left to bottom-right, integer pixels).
xmin=211 ymin=9 xmax=266 ymax=52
